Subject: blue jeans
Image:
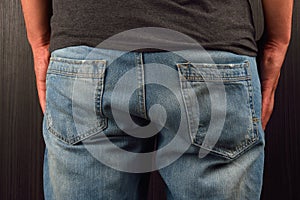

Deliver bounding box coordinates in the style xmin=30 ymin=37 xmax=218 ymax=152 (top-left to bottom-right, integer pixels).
xmin=43 ymin=45 xmax=265 ymax=200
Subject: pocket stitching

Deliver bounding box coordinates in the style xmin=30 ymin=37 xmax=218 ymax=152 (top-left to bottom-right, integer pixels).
xmin=176 ymin=61 xmax=259 ymax=159
xmin=45 ymin=57 xmax=108 ymax=145
xmin=46 ymin=115 xmax=107 ymax=145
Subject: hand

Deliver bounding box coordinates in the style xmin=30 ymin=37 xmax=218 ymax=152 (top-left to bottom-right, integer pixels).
xmin=32 ymin=44 xmax=50 ymax=113
xmin=260 ymin=42 xmax=288 ymax=130
xmin=261 ymin=86 xmax=275 ymax=130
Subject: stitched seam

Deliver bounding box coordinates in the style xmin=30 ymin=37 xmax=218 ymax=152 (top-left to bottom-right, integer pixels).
xmin=50 ymin=57 xmax=106 ymax=64
xmin=47 ymin=70 xmax=104 ymax=78
xmin=47 ymin=118 xmax=107 ymax=145
xmin=177 ymin=60 xmax=259 ymax=159
xmin=140 ymin=53 xmax=147 ymax=119
xmin=176 ymin=68 xmax=194 ymax=144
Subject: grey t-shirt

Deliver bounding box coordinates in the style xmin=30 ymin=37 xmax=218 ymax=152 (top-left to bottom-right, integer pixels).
xmin=49 ymin=0 xmax=264 ymax=56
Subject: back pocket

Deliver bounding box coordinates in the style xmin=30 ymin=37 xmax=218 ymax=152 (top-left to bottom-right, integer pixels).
xmin=45 ymin=57 xmax=108 ymax=145
xmin=176 ymin=61 xmax=259 ymax=159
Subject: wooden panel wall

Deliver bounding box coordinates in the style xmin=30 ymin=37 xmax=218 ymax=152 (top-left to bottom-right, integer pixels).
xmin=260 ymin=1 xmax=300 ymax=199
xmin=0 ymin=0 xmax=299 ymax=199
xmin=0 ymin=0 xmax=45 ymax=200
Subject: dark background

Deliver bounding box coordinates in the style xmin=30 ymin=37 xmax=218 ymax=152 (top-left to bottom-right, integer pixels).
xmin=0 ymin=0 xmax=299 ymax=199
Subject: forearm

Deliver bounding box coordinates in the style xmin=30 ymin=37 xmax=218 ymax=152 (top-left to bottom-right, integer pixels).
xmin=261 ymin=0 xmax=293 ymax=89
xmin=21 ymin=0 xmax=51 ymax=49
xmin=259 ymin=0 xmax=293 ymax=129
xmin=21 ymin=0 xmax=51 ymax=113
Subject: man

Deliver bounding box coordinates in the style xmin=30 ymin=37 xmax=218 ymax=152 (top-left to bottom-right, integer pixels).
xmin=21 ymin=0 xmax=293 ymax=199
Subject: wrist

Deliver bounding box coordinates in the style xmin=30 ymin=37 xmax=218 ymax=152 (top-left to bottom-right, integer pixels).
xmin=261 ymin=80 xmax=278 ymax=93
xmin=263 ymin=40 xmax=289 ymax=54
xmin=31 ymin=43 xmax=50 ymax=58
xmin=28 ymin=32 xmax=50 ymax=50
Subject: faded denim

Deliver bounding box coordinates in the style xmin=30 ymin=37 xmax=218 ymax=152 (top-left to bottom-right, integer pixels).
xmin=43 ymin=45 xmax=265 ymax=200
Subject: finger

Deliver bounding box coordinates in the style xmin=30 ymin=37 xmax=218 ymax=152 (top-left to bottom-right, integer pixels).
xmin=34 ymin=53 xmax=50 ymax=113
xmin=261 ymin=95 xmax=274 ymax=130
xmin=36 ymin=79 xmax=46 ymax=113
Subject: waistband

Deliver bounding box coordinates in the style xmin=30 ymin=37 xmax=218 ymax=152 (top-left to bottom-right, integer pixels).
xmin=50 ymin=45 xmax=256 ymax=66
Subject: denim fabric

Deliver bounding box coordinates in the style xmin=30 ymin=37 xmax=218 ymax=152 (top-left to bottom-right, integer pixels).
xmin=43 ymin=45 xmax=265 ymax=200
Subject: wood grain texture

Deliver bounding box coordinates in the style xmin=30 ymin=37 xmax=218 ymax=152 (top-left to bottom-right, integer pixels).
xmin=0 ymin=0 xmax=299 ymax=200
xmin=261 ymin=1 xmax=300 ymax=199
xmin=0 ymin=1 xmax=45 ymax=200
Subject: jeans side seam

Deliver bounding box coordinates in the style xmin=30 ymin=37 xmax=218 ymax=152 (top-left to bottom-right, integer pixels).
xmin=135 ymin=52 xmax=147 ymax=119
